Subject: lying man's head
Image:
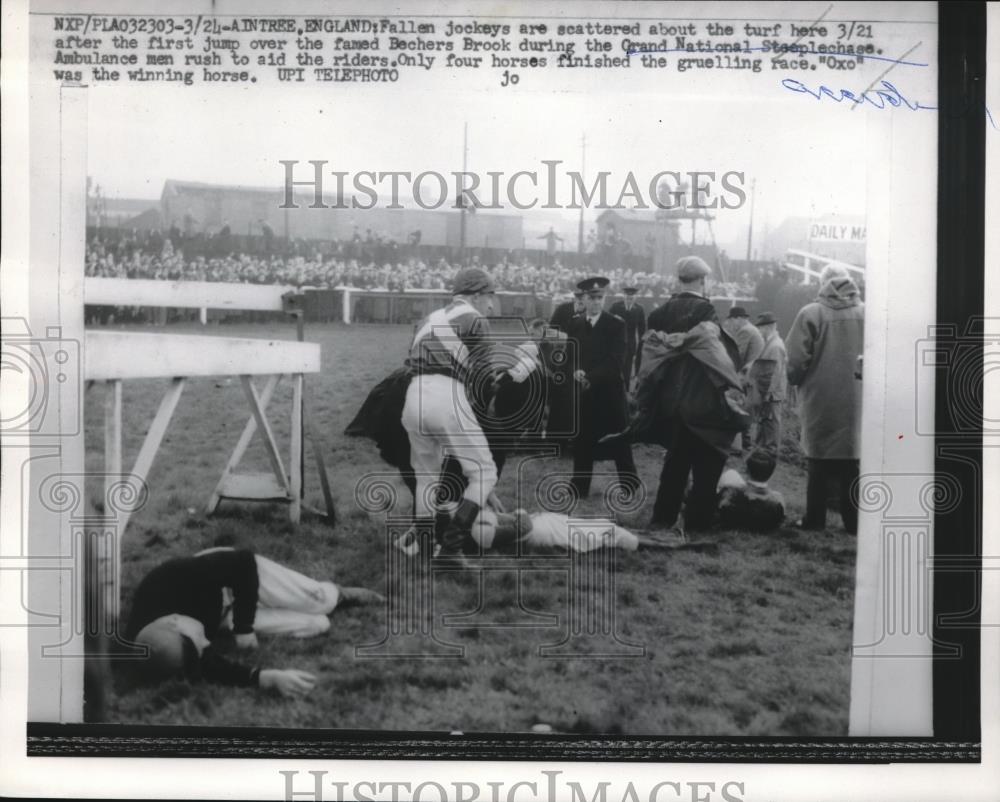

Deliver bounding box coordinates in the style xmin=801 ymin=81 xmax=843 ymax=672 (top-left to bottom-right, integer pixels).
xmin=134 ymin=614 xmax=211 ymax=681
xmin=746 ymin=449 xmax=777 ymax=484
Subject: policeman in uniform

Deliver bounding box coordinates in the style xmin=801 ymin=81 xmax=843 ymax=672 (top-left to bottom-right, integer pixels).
xmin=566 ymin=277 xmax=638 ymax=500
xmin=546 ymin=289 xmax=585 ymax=447
xmin=609 ymin=286 xmax=646 ymax=381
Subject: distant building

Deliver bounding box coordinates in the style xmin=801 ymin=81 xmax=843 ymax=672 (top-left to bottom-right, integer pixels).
xmin=595 ymin=208 xmax=718 ymax=274
xmin=158 ymin=179 xmax=524 ymax=249
xmin=87 ymin=196 xmax=160 ymax=229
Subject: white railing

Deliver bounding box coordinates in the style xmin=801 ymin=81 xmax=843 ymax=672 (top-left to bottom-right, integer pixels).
xmin=783 ymin=249 xmax=865 ymax=283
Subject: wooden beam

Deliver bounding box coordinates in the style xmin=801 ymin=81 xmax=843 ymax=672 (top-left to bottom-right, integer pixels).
xmin=116 ymin=378 xmax=186 ymax=536
xmin=84 ymin=276 xmax=294 ymax=311
xmin=131 ymin=378 xmax=186 ymax=487
xmin=206 ymin=375 xmax=281 ymax=515
xmin=240 ymin=375 xmax=291 ymax=496
xmin=215 ymin=472 xmax=289 ymax=502
xmin=310 ymin=422 xmax=337 ymax=524
xmin=103 ymin=381 xmax=123 ymax=479
xmin=85 ymin=332 xmax=319 ymax=380
xmin=290 ymin=373 xmax=303 ymax=524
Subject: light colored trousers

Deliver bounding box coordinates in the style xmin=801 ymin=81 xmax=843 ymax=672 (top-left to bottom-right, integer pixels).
xmin=197 ymin=547 xmax=339 ymax=638
xmin=400 ymin=374 xmax=498 ymax=518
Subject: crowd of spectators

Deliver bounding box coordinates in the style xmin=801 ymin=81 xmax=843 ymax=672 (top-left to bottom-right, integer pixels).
xmin=85 ymin=229 xmax=762 ymax=300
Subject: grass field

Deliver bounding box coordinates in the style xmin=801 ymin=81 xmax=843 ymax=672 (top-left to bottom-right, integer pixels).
xmin=93 ymin=321 xmax=856 ymax=735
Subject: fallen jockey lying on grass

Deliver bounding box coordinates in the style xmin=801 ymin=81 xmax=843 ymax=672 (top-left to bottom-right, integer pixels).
xmin=394 ymin=507 xmax=718 ymax=556
xmin=125 ymin=547 xmax=383 ymax=697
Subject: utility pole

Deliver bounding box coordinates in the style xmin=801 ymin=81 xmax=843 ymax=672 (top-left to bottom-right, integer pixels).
xmin=577 ymin=133 xmax=586 ymax=267
xmin=745 ymin=177 xmax=756 ymax=262
xmin=459 ymin=122 xmax=468 ymax=261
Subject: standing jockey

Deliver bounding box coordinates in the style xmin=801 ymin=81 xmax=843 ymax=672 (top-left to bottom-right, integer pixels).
xmin=400 ymin=267 xmax=501 ymax=568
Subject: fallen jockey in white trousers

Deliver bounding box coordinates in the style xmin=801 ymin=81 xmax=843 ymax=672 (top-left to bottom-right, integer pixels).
xmin=393 ymin=508 xmax=718 ymax=556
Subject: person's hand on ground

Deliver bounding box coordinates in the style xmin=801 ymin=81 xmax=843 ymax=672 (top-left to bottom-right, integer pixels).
xmin=486 ymin=490 xmax=506 ymax=513
xmin=234 ymin=631 xmax=259 ymax=650
xmin=259 ymin=668 xmax=317 ymax=698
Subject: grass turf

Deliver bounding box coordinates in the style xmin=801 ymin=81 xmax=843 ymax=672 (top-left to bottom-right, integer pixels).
xmin=91 ymin=321 xmax=855 ymax=735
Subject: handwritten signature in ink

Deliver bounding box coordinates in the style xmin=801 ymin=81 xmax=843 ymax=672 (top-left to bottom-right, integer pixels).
xmin=781 ymin=77 xmax=936 ymax=111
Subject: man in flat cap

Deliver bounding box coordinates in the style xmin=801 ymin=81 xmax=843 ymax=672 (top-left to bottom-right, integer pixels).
xmin=644 ymin=256 xmax=743 ymax=536
xmin=746 ymin=311 xmax=788 ymax=456
xmin=723 ymin=306 xmax=765 ymax=374
xmin=565 ymin=276 xmax=638 ymax=500
xmin=400 ymin=266 xmax=502 ymax=567
xmin=609 ymin=286 xmax=647 ymax=382
xmin=723 ymin=305 xmax=765 ymax=451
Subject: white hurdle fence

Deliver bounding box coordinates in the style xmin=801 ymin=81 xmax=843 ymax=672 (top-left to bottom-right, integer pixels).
xmin=84 ymin=277 xmax=321 ymax=533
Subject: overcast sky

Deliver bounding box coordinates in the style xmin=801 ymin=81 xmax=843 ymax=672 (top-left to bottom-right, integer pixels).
xmin=87 ymin=82 xmax=868 ymax=252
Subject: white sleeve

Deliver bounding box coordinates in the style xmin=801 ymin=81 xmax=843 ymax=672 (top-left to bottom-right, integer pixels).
xmin=507 ymin=342 xmax=540 ymax=384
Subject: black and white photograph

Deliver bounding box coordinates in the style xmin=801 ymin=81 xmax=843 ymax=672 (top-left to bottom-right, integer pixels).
xmin=1 ymin=0 xmax=995 ymax=800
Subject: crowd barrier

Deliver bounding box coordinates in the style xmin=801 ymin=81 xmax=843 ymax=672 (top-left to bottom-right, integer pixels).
xmin=301 ymin=289 xmax=553 ymax=325
xmin=86 ymin=286 xmax=760 ymax=327
xmin=301 ymin=288 xmax=757 ymax=326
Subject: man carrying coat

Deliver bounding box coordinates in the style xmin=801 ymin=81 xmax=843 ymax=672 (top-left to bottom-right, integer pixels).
xmin=645 ymin=257 xmax=744 ymax=536
xmin=566 ymin=276 xmax=639 ymax=501
xmin=786 ymin=265 xmax=864 ymax=534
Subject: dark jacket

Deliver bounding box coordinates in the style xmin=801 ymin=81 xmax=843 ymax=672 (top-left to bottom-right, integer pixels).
xmin=566 ymin=311 xmax=629 ymax=441
xmin=642 ymin=292 xmax=744 ymax=454
xmin=609 ymin=300 xmax=646 ymax=359
xmin=125 ymin=549 xmax=262 ymax=687
xmin=549 ymin=300 xmax=581 ymax=332
xmin=344 ymin=366 xmax=414 ymax=470
xmin=126 ymin=549 xmax=259 ymax=640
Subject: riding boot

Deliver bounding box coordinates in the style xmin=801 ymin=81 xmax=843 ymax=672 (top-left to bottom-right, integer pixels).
xmin=437 ymin=498 xmax=480 ymax=569
xmin=433 ymin=510 xmax=451 ymax=549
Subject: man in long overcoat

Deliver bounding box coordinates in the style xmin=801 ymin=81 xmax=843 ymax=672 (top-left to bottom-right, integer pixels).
xmin=547 ymin=289 xmax=585 ymax=445
xmin=786 ymin=265 xmax=864 ymax=534
xmin=566 ymin=277 xmax=638 ymax=500
xmin=609 ymin=286 xmax=647 ymax=380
